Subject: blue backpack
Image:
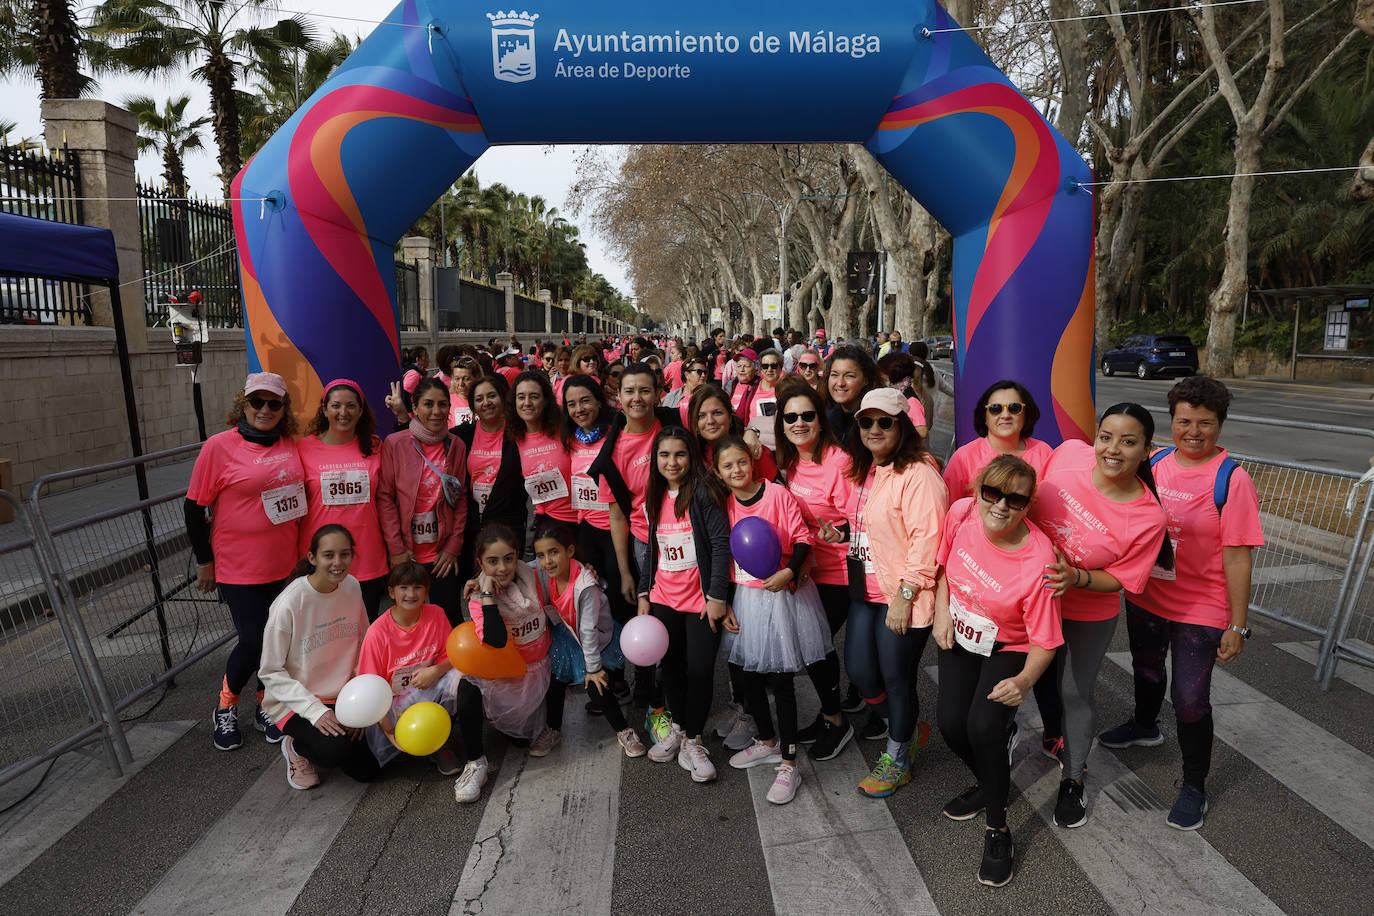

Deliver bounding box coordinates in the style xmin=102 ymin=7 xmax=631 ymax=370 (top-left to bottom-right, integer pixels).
xmin=1149 ymin=447 xmax=1238 ymax=514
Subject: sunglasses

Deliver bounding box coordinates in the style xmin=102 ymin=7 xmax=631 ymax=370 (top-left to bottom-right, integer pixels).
xmin=247 ymin=396 xmax=284 ymax=411
xmin=782 ymin=410 xmax=818 ymax=424
xmin=857 ymin=416 xmax=896 ymax=431
xmin=985 ymin=402 xmax=1025 ymax=416
xmin=980 ymin=484 xmax=1031 ymax=511
xmin=798 ymin=362 xmax=819 ymax=369
xmin=686 ymin=367 xmax=706 ymax=375
xmin=761 ymin=362 xmax=781 ymax=370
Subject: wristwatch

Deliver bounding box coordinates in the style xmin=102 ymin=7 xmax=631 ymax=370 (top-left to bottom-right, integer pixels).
xmin=898 ymin=584 xmax=916 ymax=601
xmin=1227 ymin=624 xmax=1252 ymax=639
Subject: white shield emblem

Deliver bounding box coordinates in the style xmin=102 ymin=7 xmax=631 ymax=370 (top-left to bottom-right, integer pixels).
xmin=488 ymin=11 xmax=538 ymax=83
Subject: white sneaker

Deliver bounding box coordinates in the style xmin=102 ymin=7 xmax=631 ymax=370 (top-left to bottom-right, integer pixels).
xmin=766 ymin=762 xmax=801 ymax=805
xmin=454 ymin=757 xmax=489 ymax=803
xmin=529 ymin=726 xmax=561 ymax=758
xmin=678 ymin=736 xmax=717 ymax=783
xmin=729 ymin=738 xmax=784 ymax=770
xmin=712 ymin=702 xmax=745 ymax=738
xmin=724 ymin=713 xmax=758 ymax=751
xmin=649 ymin=722 xmax=685 ymax=762
xmin=617 ymin=728 xmax=647 ymax=758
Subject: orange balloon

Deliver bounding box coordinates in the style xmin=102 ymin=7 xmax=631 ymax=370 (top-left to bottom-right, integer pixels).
xmin=446 ymin=621 xmax=527 ymax=679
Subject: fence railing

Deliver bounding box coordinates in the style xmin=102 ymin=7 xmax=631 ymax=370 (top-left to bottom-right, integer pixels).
xmin=1 ymin=142 xmax=94 ymax=326
xmin=137 ymin=183 xmax=242 ymax=328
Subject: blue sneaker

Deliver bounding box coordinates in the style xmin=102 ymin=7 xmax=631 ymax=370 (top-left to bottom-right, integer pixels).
xmin=1167 ymin=783 xmax=1207 ymax=830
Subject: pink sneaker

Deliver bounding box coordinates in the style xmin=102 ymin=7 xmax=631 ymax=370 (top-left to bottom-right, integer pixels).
xmin=281 ymin=736 xmax=319 ymax=790
xmin=729 ymin=739 xmax=783 ymax=770
xmin=766 ymin=761 xmax=801 ymax=804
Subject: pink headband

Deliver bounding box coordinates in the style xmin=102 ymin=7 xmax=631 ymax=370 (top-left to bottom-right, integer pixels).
xmin=321 ymin=378 xmax=365 ymax=405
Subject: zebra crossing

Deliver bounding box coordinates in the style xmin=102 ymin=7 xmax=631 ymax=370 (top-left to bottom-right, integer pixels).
xmin=1 ymin=618 xmax=1372 ymax=916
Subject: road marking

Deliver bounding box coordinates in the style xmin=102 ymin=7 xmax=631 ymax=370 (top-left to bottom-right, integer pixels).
xmin=745 ymin=741 xmax=939 ymax=916
xmin=1275 ymin=641 xmax=1374 ymax=696
xmin=0 ymin=720 xmax=193 ymax=887
xmin=451 ymin=703 xmax=622 ymax=916
xmin=1107 ymin=651 xmax=1374 ymax=850
xmin=129 ymin=748 xmax=366 ymax=916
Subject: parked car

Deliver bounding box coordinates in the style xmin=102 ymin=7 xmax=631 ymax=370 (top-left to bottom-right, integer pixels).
xmin=1101 ymin=333 xmax=1198 ymax=379
xmin=925 ymin=335 xmax=954 ymax=359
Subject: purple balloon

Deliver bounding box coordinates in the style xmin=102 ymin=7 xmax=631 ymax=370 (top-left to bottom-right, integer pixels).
xmin=731 ymin=516 xmax=782 ymax=580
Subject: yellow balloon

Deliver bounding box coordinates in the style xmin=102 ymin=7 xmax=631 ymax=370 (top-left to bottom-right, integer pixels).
xmin=394 ymin=701 xmax=452 ymax=757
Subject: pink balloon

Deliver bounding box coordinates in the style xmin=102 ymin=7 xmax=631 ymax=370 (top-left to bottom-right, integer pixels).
xmin=621 ymin=615 xmax=670 ymax=666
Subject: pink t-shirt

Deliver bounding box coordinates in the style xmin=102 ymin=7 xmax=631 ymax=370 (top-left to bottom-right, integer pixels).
xmin=846 ymin=468 xmax=886 ymax=603
xmin=942 ymin=436 xmax=1054 ymax=503
xmin=1130 ymin=448 xmax=1265 ymax=628
xmin=187 ymin=429 xmax=306 ymax=585
xmin=402 ymin=369 xmax=424 ymax=395
xmin=467 ymin=577 xmax=551 ymax=664
xmin=296 ymin=436 xmax=386 ymax=581
xmin=938 ymin=498 xmax=1063 ymax=652
xmin=517 ymin=430 xmax=576 ymax=522
xmin=357 ymin=602 xmax=452 ymax=692
xmin=496 ymin=365 xmax=521 ymax=386
xmin=552 ymin=376 xmax=568 ymax=404
xmin=467 ymin=426 xmax=505 ymax=516
xmin=906 ymin=396 xmax=927 ymax=430
xmin=600 ymin=422 xmax=659 ymax=544
xmin=728 ymin=482 xmax=812 ymax=589
xmin=411 ymin=441 xmax=445 ymax=564
xmin=1031 ymin=440 xmax=1167 ymax=622
xmin=542 ymin=559 xmax=583 ymax=629
xmin=570 ymin=438 xmax=610 ymax=530
xmin=650 ymin=491 xmax=706 ymax=610
xmin=663 ymin=361 xmax=684 ymax=391
xmin=749 ymin=386 xmax=778 ymax=427
xmin=782 ymin=446 xmax=854 ymax=586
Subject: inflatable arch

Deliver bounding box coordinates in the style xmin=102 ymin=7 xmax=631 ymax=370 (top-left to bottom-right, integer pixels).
xmin=232 ymin=0 xmax=1095 ymax=446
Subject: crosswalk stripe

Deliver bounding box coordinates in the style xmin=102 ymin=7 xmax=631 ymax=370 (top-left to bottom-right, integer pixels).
xmin=1106 ymin=651 xmax=1374 ymax=850
xmin=0 ymin=720 xmax=194 ymax=887
xmin=744 ymin=741 xmax=939 ymax=916
xmin=129 ymin=746 xmax=367 ymax=916
xmin=1275 ymin=641 xmax=1374 ymax=696
xmin=451 ymin=708 xmax=622 ymax=916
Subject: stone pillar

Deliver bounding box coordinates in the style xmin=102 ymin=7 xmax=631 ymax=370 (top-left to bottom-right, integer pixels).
xmin=539 ymin=288 xmax=552 ymax=336
xmin=42 ymin=99 xmax=146 ymax=352
xmin=562 ymin=298 xmax=575 ymax=334
xmin=496 ymin=271 xmax=515 ymax=335
xmin=400 ymin=236 xmax=436 ymax=337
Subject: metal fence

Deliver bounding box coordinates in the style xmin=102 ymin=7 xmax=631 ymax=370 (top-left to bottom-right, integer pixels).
xmin=1 ymin=142 xmax=93 ymax=325
xmin=137 ymin=183 xmax=242 ymax=328
xmin=396 ymin=260 xmax=420 ymax=330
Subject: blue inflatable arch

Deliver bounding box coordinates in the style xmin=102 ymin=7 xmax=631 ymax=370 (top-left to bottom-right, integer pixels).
xmin=232 ymin=0 xmax=1096 ymax=445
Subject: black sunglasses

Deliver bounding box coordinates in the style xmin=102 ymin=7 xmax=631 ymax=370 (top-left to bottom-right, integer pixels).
xmin=782 ymin=410 xmax=818 ymax=423
xmin=857 ymin=416 xmax=896 ymax=431
xmin=761 ymin=362 xmax=781 ymax=370
xmin=985 ymin=402 xmax=1025 ymax=416
xmin=798 ymin=361 xmax=819 ymax=369
xmin=686 ymin=367 xmax=706 ymax=375
xmin=980 ymin=484 xmax=1031 ymax=511
xmin=247 ymin=396 xmax=284 ymax=411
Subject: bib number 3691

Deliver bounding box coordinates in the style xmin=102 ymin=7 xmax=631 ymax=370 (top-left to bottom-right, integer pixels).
xmin=949 ymin=594 xmax=998 ymax=657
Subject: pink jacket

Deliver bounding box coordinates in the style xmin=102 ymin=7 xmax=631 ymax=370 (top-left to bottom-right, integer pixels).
xmin=866 ymin=458 xmax=948 ymax=627
xmin=377 ymin=432 xmax=469 ymax=559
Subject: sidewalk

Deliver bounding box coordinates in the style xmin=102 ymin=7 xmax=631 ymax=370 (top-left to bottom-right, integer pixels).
xmin=1226 ymin=375 xmax=1374 ymax=400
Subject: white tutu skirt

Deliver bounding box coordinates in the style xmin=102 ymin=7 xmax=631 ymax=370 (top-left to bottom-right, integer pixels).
xmin=460 ymin=653 xmax=551 ymax=742
xmin=728 ymin=579 xmax=834 ymax=673
xmin=366 ymin=669 xmax=460 ymax=767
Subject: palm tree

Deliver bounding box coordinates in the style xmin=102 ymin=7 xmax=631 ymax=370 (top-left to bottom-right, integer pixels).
xmin=237 ymin=31 xmax=354 ymax=160
xmin=124 ymin=94 xmax=210 ymax=198
xmin=89 ymin=0 xmax=314 ymax=199
xmin=0 ymin=0 xmax=102 ymax=98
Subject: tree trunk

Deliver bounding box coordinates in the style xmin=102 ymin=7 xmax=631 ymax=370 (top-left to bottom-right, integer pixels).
xmin=203 ymin=52 xmax=242 ymax=200
xmin=33 ymin=0 xmax=84 ymax=99
xmin=164 ymin=144 xmax=188 ymax=199
xmin=1204 ymin=129 xmax=1262 ymax=377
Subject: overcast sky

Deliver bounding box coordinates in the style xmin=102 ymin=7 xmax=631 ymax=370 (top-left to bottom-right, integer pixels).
xmin=0 ymin=1 xmax=633 ymax=295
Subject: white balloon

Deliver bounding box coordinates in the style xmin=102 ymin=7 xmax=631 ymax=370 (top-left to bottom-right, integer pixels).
xmin=334 ymin=673 xmax=393 ymax=727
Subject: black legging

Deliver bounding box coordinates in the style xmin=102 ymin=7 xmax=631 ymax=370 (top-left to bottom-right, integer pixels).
xmin=422 ymin=560 xmax=467 ymax=627
xmin=936 ymin=645 xmax=1023 ymax=829
xmin=219 ymin=580 xmax=284 ymax=696
xmin=546 ymin=675 xmax=629 ymax=732
xmin=282 ymin=710 xmax=380 ymax=782
xmin=358 ymin=575 xmax=390 ymax=623
xmin=742 ymin=671 xmax=798 ymax=761
xmin=457 ymin=679 xmax=486 ymax=759
xmin=804 ymin=582 xmax=849 ymax=717
xmin=652 ymin=603 xmax=720 ymax=738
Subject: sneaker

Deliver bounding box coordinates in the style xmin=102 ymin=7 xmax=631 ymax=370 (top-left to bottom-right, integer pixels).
xmin=281 ymin=736 xmax=319 ymax=790
xmin=617 ymin=728 xmax=648 ymax=758
xmin=1166 ymin=783 xmax=1208 ymax=830
xmin=859 ymin=713 xmax=888 ymax=742
xmin=1098 ymin=718 xmax=1164 ymax=749
xmin=724 ymin=713 xmax=759 ymax=751
xmin=1054 ymin=777 xmax=1087 ymax=828
xmin=796 ymin=713 xmax=823 ymax=744
xmin=730 ymin=739 xmax=784 ymax=769
xmin=649 ymin=722 xmax=685 ymax=762
xmin=529 ymin=727 xmax=562 ymax=758
xmin=809 ymin=717 xmax=855 ymax=762
xmin=644 ymin=707 xmax=673 ymax=745
xmin=766 ymin=762 xmax=801 ymax=805
xmin=858 ymin=752 xmax=911 ymax=798
xmin=712 ymin=702 xmax=746 ymax=739
xmin=978 ymin=828 xmax=1015 ymax=887
xmin=1007 ymin=719 xmax=1021 ymax=766
xmin=253 ymin=707 xmax=284 ymax=744
xmin=454 ymin=757 xmax=489 ymax=803
xmin=1042 ymin=734 xmax=1066 ymax=767
xmin=677 ymin=736 xmax=717 ymax=782
xmin=943 ymin=784 xmax=986 ymax=821
xmin=840 ymin=684 xmax=865 ymax=715
xmin=212 ymin=705 xmax=242 ymax=751
xmin=432 ymin=748 xmax=462 ymax=775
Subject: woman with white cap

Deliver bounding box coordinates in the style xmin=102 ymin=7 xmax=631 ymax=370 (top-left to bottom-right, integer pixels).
xmin=186 ymin=372 xmax=307 ymax=752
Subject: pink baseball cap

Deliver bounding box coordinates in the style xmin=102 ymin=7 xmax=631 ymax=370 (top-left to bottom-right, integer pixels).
xmin=244 ymin=372 xmax=287 ymax=397
xmin=815 ymin=329 xmax=827 ymax=339
xmin=858 ymin=387 xmax=908 ymax=417
xmin=737 ymin=348 xmax=759 ymax=363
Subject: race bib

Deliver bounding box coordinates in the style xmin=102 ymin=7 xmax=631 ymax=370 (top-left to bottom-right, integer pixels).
xmin=659 ymin=529 xmax=697 ymax=572
xmin=472 ymin=481 xmax=494 ymax=512
xmin=262 ymin=481 xmax=306 ymax=525
xmin=571 ymin=474 xmax=607 ymax=512
xmin=1150 ymin=537 xmax=1180 ymax=581
xmin=411 ymin=510 xmax=438 ymax=544
xmin=525 ymin=468 xmax=569 ymax=505
xmin=949 ymin=593 xmax=998 ymax=657
xmin=508 ymin=613 xmax=545 ymax=645
xmin=390 ymin=662 xmax=425 ymax=694
xmin=848 ymin=529 xmax=875 ymax=574
xmin=320 ymin=469 xmax=369 ymax=506
xmin=734 ymin=560 xmax=758 ymax=584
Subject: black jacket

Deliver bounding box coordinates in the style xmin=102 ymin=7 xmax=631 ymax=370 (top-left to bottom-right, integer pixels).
xmin=453 ymin=421 xmax=526 ymax=548
xmin=636 ymin=484 xmax=732 ymax=605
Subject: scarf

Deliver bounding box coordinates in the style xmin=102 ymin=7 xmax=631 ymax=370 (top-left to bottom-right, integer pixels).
xmin=236 ymin=417 xmax=280 ymax=446
xmin=408 ymin=417 xmax=448 ymax=445
xmin=574 ymin=425 xmax=605 ymax=445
